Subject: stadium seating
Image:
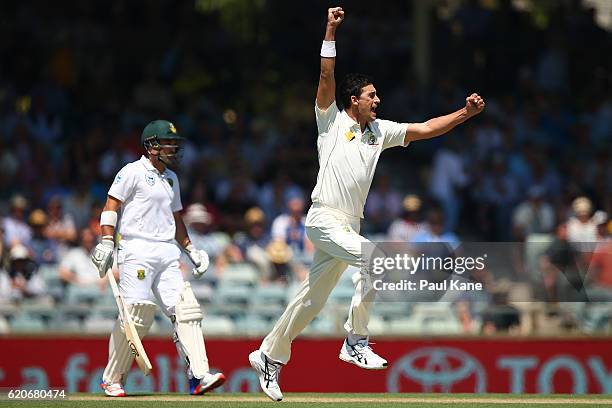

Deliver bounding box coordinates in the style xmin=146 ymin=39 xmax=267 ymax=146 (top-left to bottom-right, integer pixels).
xmin=84 ymin=314 xmax=116 ymax=334
xmin=252 ymin=284 xmax=287 ymax=307
xmin=4 ymin=248 xmax=609 ymax=337
xmin=201 ymin=316 xmax=236 ymax=336
xmin=9 ymin=312 xmax=46 ymax=332
xmin=219 ymin=263 xmax=260 ymax=287
xmin=214 ymin=284 xmax=252 ymax=307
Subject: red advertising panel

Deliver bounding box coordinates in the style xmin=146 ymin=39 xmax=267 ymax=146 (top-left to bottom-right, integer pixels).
xmin=1 ymin=336 xmax=611 ymax=394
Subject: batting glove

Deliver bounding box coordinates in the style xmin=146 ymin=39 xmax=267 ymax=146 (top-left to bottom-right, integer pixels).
xmin=91 ymin=239 xmax=114 ymax=278
xmin=186 ymin=244 xmax=210 ymax=279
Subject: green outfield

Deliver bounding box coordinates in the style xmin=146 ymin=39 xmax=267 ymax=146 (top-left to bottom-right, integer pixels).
xmin=3 ymin=393 xmax=612 ymax=408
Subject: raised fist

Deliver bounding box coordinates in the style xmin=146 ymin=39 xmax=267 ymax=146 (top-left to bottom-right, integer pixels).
xmin=327 ymin=7 xmax=344 ymax=27
xmin=466 ymin=93 xmax=485 ymax=116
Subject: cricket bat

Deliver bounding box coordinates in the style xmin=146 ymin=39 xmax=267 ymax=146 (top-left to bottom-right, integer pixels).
xmin=107 ymin=268 xmax=153 ymax=375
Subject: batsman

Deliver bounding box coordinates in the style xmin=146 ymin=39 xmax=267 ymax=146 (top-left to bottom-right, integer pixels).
xmin=249 ymin=7 xmax=485 ymax=401
xmin=91 ymin=120 xmax=225 ymax=397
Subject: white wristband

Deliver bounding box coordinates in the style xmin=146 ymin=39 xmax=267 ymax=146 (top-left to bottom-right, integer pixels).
xmin=321 ymin=40 xmax=336 ymax=58
xmin=100 ymin=210 xmax=118 ymax=227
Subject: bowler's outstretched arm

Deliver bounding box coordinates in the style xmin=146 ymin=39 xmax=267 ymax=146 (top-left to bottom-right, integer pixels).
xmin=404 ymin=93 xmax=485 ymax=144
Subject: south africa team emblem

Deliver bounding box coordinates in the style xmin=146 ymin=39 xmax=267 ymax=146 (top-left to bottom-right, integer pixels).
xmin=367 ymin=133 xmax=377 ymax=145
xmin=137 ymin=269 xmax=146 ymax=280
xmin=145 ymin=173 xmax=155 ymax=186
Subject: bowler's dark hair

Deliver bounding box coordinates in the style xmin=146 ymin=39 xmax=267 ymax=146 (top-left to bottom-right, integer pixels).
xmin=339 ymin=73 xmax=374 ymax=109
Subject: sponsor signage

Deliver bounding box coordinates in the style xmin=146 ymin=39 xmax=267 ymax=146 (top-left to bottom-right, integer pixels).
xmin=1 ymin=337 xmax=611 ymax=394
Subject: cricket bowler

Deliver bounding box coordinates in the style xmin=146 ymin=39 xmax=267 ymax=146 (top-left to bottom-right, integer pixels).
xmin=249 ymin=7 xmax=485 ymax=401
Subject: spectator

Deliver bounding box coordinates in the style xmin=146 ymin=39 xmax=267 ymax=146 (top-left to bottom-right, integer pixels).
xmin=364 ymin=174 xmax=403 ymax=233
xmin=45 ymin=195 xmax=77 ymax=246
xmin=236 ymin=207 xmax=270 ymax=250
xmin=530 ymin=156 xmax=562 ymax=201
xmin=539 ymin=223 xmax=588 ymax=302
xmin=98 ymin=138 xmax=138 ymax=180
xmin=428 ymin=140 xmax=469 ymax=233
xmin=473 ymin=117 xmax=504 ymax=160
xmin=63 ymin=180 xmax=94 ymax=230
xmin=264 ymin=240 xmax=294 ymax=284
xmin=388 ymin=194 xmax=425 ymax=242
xmin=411 ymin=209 xmax=461 ymax=295
xmin=271 ymin=197 xmax=313 ymax=261
xmin=183 ymin=203 xmax=230 ymax=261
xmin=476 ymin=152 xmax=519 ymax=240
xmin=58 ymin=227 xmax=107 ymax=293
xmin=411 ymin=208 xmax=460 ymax=247
xmin=567 ymin=196 xmax=605 ymax=249
xmin=597 ymin=219 xmax=611 ymax=242
xmin=512 ymin=185 xmax=556 ymax=240
xmin=7 ymin=244 xmax=46 ymax=301
xmin=258 ymin=173 xmax=304 ymax=223
xmin=216 ymin=169 xmax=259 ymax=233
xmin=481 ymin=282 xmax=521 ymax=335
xmin=455 ymin=300 xmax=477 ymax=334
xmin=87 ymin=201 xmax=104 ymax=237
xmin=233 ymin=207 xmax=271 ymax=277
xmin=2 ymin=195 xmax=32 ymax=248
xmin=587 ymin=221 xmax=612 ymax=300
xmin=28 ymin=209 xmax=59 ymax=265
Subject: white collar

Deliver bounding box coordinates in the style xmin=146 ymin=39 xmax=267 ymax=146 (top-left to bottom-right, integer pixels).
xmin=341 ymin=110 xmax=372 ymax=133
xmin=140 ymin=155 xmax=166 ymax=175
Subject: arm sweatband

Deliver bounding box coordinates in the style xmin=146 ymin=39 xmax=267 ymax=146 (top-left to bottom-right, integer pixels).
xmin=100 ymin=210 xmax=118 ymax=227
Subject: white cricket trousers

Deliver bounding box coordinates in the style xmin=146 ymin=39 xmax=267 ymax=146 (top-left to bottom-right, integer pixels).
xmin=103 ymin=237 xmax=184 ymax=384
xmin=260 ymin=204 xmax=376 ymax=364
xmin=117 ymin=237 xmax=183 ymax=316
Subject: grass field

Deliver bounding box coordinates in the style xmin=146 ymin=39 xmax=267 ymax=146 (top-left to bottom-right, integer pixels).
xmin=3 ymin=393 xmax=612 ymax=408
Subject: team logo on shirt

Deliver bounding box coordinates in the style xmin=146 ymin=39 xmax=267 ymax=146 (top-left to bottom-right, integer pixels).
xmin=114 ymin=173 xmax=123 ymax=184
xmin=137 ymin=269 xmax=146 ymax=280
xmin=345 ymin=131 xmax=355 ymax=141
xmin=145 ymin=173 xmax=156 ymax=186
xmin=366 ymin=133 xmax=378 ymax=146
xmin=166 ymin=178 xmax=174 ymax=187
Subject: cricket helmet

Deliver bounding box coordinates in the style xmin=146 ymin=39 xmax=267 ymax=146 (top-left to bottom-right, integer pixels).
xmin=141 ymin=119 xmax=184 ymax=167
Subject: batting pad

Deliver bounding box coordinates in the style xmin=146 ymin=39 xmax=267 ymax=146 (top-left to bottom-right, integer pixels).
xmin=103 ymin=303 xmax=156 ymax=384
xmin=173 ymin=282 xmax=210 ymax=379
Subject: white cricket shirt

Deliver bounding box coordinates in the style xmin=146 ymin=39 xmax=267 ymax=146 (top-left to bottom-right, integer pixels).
xmin=108 ymin=156 xmax=182 ymax=241
xmin=309 ymin=101 xmax=409 ymax=219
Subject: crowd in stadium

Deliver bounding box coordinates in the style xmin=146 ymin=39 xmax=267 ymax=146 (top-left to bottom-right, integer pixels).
xmin=0 ymin=0 xmax=610 ymax=335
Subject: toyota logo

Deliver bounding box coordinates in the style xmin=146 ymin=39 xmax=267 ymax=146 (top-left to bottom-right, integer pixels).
xmin=387 ymin=347 xmax=487 ymax=392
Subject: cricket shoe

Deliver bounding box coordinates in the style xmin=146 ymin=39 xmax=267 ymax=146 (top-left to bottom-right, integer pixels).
xmin=248 ymin=350 xmax=283 ymax=401
xmin=189 ymin=372 xmax=226 ymax=395
xmin=100 ymin=382 xmax=126 ymax=397
xmin=339 ymin=338 xmax=388 ymax=370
